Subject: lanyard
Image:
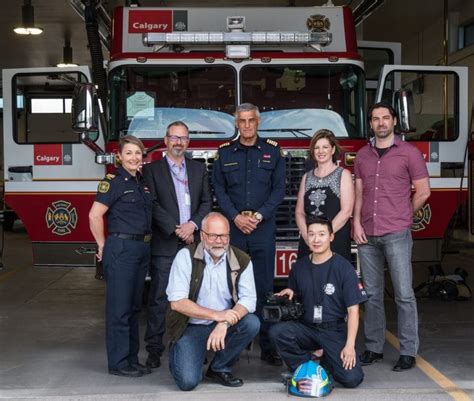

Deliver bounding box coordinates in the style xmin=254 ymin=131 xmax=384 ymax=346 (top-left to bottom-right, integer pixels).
xmin=170 ymin=164 xmax=189 ymax=187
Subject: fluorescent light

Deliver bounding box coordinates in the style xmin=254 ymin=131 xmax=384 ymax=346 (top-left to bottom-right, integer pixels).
xmin=14 ymin=1 xmax=43 ymax=36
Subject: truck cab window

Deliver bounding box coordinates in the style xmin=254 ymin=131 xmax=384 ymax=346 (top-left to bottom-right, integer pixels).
xmin=12 ymin=72 xmax=87 ymax=144
xmin=109 ymin=65 xmax=237 ymax=140
xmin=385 ymin=70 xmax=459 ymax=142
xmin=240 ymin=64 xmax=366 ymax=138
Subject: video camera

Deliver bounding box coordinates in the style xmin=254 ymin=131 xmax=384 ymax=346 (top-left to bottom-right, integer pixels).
xmin=262 ymin=293 xmax=304 ymax=322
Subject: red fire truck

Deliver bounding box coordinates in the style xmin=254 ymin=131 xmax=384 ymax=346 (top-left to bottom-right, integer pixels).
xmin=2 ymin=5 xmax=469 ymax=275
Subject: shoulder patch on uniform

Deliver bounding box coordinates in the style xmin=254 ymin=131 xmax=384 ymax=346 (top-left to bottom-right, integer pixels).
xmin=219 ymin=142 xmax=231 ymax=149
xmin=266 ymin=139 xmax=279 ymax=147
xmin=105 ymin=173 xmax=116 ymax=180
xmin=98 ymin=181 xmax=110 ymax=193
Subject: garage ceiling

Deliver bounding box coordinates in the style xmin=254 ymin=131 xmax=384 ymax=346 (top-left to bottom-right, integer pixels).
xmin=0 ymin=0 xmax=466 ymax=72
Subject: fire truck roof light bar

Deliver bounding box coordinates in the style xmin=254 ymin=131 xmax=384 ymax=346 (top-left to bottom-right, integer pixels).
xmin=143 ymin=31 xmax=332 ymax=47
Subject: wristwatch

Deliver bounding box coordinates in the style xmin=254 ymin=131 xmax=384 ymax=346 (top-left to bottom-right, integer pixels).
xmin=222 ymin=321 xmax=232 ymax=328
xmin=254 ymin=212 xmax=263 ymax=222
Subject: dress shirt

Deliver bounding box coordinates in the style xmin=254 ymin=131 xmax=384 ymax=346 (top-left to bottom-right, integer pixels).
xmin=354 ymin=135 xmax=429 ymax=236
xmin=166 ymin=156 xmax=191 ymax=225
xmin=166 ymin=247 xmax=257 ymax=325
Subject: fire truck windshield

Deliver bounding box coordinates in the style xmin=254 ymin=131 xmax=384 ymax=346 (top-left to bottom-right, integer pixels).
xmin=109 ymin=63 xmax=365 ymax=140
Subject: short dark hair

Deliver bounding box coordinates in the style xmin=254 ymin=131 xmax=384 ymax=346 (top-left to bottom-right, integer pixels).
xmin=166 ymin=121 xmax=189 ymax=136
xmin=306 ymin=216 xmax=333 ymax=234
xmin=119 ymin=135 xmax=145 ymax=154
xmin=308 ymin=129 xmax=341 ymax=165
xmin=367 ymin=102 xmax=397 ymax=121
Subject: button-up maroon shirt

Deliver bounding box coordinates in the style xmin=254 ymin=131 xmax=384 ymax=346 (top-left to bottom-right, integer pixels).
xmin=354 ymin=135 xmax=429 ymax=236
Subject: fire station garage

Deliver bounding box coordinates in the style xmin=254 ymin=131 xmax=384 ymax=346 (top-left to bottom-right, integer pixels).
xmin=0 ymin=0 xmax=473 ymax=400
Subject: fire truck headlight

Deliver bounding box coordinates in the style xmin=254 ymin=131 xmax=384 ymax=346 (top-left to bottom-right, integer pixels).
xmin=226 ymin=45 xmax=250 ymax=60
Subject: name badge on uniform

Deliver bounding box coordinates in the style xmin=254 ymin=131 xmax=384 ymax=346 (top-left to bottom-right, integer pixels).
xmin=313 ymin=305 xmax=323 ymax=324
xmin=184 ymin=192 xmax=191 ymax=206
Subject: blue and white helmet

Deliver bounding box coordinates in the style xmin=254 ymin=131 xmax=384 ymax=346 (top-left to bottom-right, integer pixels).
xmin=289 ymin=360 xmax=333 ymax=398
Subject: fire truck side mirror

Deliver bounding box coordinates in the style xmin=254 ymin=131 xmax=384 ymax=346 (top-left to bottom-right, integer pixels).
xmin=71 ymin=83 xmax=100 ymax=133
xmin=394 ymin=89 xmax=416 ymax=134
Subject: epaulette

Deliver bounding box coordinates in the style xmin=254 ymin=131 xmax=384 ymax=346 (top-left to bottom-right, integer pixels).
xmin=219 ymin=142 xmax=231 ymax=149
xmin=266 ymin=139 xmax=279 ymax=147
xmin=105 ymin=173 xmax=116 ymax=180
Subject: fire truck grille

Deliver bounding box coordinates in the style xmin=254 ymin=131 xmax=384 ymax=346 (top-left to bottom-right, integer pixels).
xmin=191 ymin=149 xmax=308 ymax=241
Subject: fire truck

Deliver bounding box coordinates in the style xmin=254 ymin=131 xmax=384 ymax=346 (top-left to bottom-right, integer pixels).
xmin=2 ymin=4 xmax=470 ymax=276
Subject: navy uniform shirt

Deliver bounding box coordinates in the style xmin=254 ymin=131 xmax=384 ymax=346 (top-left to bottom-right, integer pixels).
xmin=289 ymin=253 xmax=367 ymax=324
xmin=212 ymin=136 xmax=286 ymax=221
xmin=95 ymin=166 xmax=153 ymax=235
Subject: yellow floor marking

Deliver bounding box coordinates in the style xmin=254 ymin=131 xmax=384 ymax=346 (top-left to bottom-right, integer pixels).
xmin=0 ymin=266 xmax=25 ymax=283
xmin=385 ymin=330 xmax=472 ymax=401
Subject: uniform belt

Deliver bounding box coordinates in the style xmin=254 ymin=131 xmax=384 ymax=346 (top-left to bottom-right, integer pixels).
xmin=313 ymin=319 xmax=346 ymax=329
xmin=110 ymin=233 xmax=152 ymax=243
xmin=240 ymin=210 xmax=256 ymax=217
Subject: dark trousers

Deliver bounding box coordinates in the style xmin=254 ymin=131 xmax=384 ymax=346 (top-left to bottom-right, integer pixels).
xmin=270 ymin=321 xmax=364 ymax=388
xmin=145 ymin=254 xmax=176 ymax=355
xmin=103 ymin=235 xmax=149 ymax=370
xmin=230 ymin=219 xmax=276 ymax=354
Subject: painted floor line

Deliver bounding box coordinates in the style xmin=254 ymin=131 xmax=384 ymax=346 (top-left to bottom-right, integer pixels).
xmin=0 ymin=266 xmax=26 ymax=283
xmin=385 ymin=330 xmax=472 ymax=401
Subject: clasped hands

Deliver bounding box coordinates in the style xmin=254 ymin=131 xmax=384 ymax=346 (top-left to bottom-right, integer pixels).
xmin=175 ymin=221 xmax=195 ymax=244
xmin=234 ymin=214 xmax=258 ymax=235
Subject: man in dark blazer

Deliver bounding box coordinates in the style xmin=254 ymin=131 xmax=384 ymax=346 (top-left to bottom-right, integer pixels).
xmin=143 ymin=121 xmax=212 ymax=369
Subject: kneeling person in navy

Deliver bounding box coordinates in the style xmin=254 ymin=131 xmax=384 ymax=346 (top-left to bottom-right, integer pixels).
xmin=166 ymin=212 xmax=260 ymax=391
xmin=89 ymin=135 xmax=152 ymax=377
xmin=269 ymin=216 xmax=366 ymax=388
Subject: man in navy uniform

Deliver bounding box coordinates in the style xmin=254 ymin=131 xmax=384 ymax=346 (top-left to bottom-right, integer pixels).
xmin=270 ymin=216 xmax=366 ymax=388
xmin=212 ymin=103 xmax=286 ymax=365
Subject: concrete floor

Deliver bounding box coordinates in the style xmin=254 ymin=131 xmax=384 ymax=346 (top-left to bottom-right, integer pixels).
xmin=0 ymin=225 xmax=473 ymax=401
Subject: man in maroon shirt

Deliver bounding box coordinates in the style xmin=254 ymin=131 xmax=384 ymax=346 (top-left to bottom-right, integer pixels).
xmin=353 ymin=103 xmax=430 ymax=372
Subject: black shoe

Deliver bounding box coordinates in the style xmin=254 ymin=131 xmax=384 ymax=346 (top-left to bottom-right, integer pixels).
xmin=130 ymin=362 xmax=152 ymax=375
xmin=205 ymin=369 xmax=243 ymax=387
xmin=360 ymin=350 xmax=383 ymax=366
xmin=393 ymin=355 xmax=416 ymax=372
xmin=260 ymin=351 xmax=283 ymax=366
xmin=280 ymin=370 xmax=294 ymax=384
xmin=108 ymin=366 xmax=143 ymax=378
xmin=146 ymin=353 xmax=161 ymax=369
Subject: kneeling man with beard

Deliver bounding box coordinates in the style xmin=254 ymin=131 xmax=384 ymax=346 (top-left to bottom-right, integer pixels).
xmin=166 ymin=212 xmax=260 ymax=391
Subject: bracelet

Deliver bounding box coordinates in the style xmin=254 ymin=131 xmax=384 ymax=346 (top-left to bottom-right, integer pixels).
xmin=222 ymin=321 xmax=232 ymax=328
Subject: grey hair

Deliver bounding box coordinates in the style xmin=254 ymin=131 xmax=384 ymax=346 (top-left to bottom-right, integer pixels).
xmin=201 ymin=212 xmax=229 ymax=231
xmin=235 ymin=103 xmax=260 ymax=118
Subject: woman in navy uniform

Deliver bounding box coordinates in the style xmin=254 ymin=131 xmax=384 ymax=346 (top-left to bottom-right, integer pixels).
xmin=89 ymin=135 xmax=153 ymax=377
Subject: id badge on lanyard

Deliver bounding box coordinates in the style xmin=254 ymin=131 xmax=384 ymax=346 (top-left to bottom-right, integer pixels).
xmin=184 ymin=192 xmax=191 ymax=206
xmin=313 ymin=305 xmax=323 ymax=324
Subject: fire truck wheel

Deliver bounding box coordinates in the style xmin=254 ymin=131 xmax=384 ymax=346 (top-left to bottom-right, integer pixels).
xmin=3 ymin=212 xmax=16 ymax=231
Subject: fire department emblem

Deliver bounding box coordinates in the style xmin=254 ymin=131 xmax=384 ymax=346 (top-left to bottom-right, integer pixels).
xmin=306 ymin=14 xmax=330 ymax=32
xmin=46 ymin=200 xmax=78 ymax=236
xmin=412 ymin=204 xmax=432 ymax=232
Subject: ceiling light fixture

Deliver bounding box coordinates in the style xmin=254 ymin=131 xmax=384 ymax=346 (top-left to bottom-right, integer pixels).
xmin=14 ymin=0 xmax=43 ymax=35
xmin=57 ymin=39 xmax=78 ymax=67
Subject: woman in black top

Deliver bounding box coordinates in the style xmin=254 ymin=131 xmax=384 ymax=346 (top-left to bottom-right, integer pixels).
xmin=295 ymin=129 xmax=354 ymax=261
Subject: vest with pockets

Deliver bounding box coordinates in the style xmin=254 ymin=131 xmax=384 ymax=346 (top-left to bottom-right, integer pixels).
xmin=166 ymin=241 xmax=251 ymax=343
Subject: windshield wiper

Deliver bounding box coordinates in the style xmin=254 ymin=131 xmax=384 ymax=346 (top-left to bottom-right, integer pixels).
xmin=258 ymin=128 xmax=313 ymax=138
xmin=188 ymin=130 xmax=226 ymax=135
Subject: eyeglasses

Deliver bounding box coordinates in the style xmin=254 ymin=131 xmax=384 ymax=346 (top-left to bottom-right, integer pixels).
xmin=202 ymin=230 xmax=230 ymax=241
xmin=167 ymin=135 xmax=190 ymax=143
